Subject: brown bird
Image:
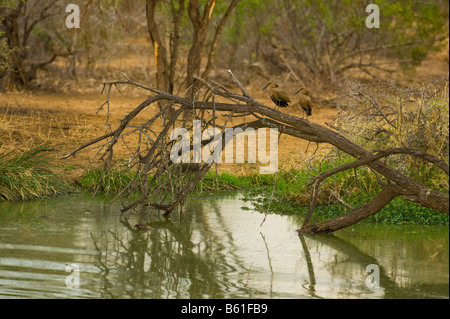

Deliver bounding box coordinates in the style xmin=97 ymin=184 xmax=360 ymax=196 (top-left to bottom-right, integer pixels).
xmin=294 ymin=87 xmax=312 ymax=118
xmin=263 ymin=82 xmax=291 ymax=110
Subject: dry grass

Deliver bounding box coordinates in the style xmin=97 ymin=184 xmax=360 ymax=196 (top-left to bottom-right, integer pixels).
xmin=0 ymin=105 xmax=98 ymax=148
xmin=0 ymin=97 xmax=106 ymax=182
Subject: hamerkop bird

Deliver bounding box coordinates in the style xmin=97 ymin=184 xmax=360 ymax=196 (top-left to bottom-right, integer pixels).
xmin=294 ymin=87 xmax=312 ymax=118
xmin=263 ymin=82 xmax=291 ymax=110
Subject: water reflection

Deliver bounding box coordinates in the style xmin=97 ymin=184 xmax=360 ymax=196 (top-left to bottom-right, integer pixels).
xmin=0 ymin=194 xmax=448 ymax=299
xmin=93 ymin=208 xmax=258 ymax=299
xmin=298 ymin=232 xmax=448 ymax=299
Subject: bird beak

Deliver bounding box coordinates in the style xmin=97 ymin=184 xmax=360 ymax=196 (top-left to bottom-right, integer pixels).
xmin=262 ymin=83 xmax=269 ymax=91
xmin=294 ymin=89 xmax=300 ymax=95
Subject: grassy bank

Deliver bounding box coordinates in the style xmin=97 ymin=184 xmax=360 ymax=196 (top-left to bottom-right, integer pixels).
xmin=0 ymin=144 xmax=70 ymax=201
xmin=77 ymin=167 xmax=448 ymax=226
xmin=201 ymin=170 xmax=449 ymax=226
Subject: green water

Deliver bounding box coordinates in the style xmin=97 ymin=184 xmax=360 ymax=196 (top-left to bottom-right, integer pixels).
xmin=0 ymin=193 xmax=448 ymax=299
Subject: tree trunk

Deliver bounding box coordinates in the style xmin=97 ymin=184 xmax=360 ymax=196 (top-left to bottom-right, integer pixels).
xmin=0 ymin=3 xmax=26 ymax=90
xmin=145 ymin=0 xmax=169 ymax=92
xmin=299 ymin=186 xmax=400 ymax=233
xmin=186 ymin=0 xmax=216 ymax=97
xmin=201 ymin=0 xmax=239 ymax=79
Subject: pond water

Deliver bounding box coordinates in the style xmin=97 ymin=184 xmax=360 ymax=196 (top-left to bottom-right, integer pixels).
xmin=0 ymin=193 xmax=448 ymax=299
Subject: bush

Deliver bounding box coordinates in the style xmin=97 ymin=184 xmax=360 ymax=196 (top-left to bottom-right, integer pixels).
xmin=330 ymin=78 xmax=449 ymax=191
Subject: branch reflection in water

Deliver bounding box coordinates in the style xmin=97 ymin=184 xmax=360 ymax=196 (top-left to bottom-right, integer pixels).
xmin=0 ymin=194 xmax=447 ymax=298
xmin=87 ymin=194 xmax=448 ymax=299
xmin=90 ymin=197 xmax=258 ymax=298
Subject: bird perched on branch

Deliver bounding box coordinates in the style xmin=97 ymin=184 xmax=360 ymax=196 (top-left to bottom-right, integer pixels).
xmin=263 ymin=81 xmax=291 ymax=110
xmin=294 ymin=87 xmax=312 ymax=118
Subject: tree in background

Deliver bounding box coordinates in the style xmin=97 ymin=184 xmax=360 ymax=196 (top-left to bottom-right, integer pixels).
xmin=0 ymin=21 xmax=18 ymax=73
xmin=0 ymin=0 xmax=448 ymax=92
xmin=0 ymin=0 xmax=61 ymax=91
xmin=0 ymin=0 xmax=147 ymax=91
xmin=283 ymin=0 xmax=448 ymax=83
xmin=217 ymin=0 xmax=449 ymax=86
xmin=145 ymin=0 xmax=239 ymax=96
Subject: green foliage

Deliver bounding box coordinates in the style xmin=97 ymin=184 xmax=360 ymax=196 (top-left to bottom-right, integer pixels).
xmin=0 ymin=144 xmax=69 ymax=201
xmin=76 ymin=162 xmax=448 ymax=225
xmin=237 ymin=167 xmax=448 ymax=226
xmin=78 ymin=168 xmax=136 ymax=193
xmin=374 ymin=0 xmax=447 ymax=65
xmin=0 ymin=0 xmax=17 ymax=7
xmin=368 ymin=197 xmax=449 ymax=225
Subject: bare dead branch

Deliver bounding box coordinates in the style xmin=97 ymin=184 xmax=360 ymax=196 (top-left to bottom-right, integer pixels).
xmin=357 ymin=90 xmax=397 ymax=129
xmin=372 ymin=148 xmax=449 ymax=176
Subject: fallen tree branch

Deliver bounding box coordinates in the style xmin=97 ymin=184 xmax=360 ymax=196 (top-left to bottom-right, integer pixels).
xmin=301 ymin=146 xmax=449 ymax=229
xmin=299 ymin=185 xmax=400 ymax=233
xmin=62 ymin=71 xmax=449 ymax=233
